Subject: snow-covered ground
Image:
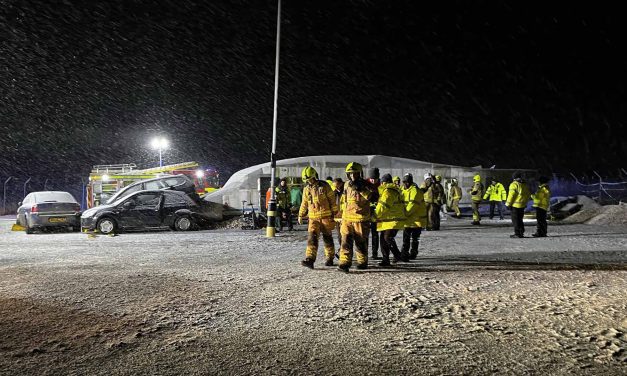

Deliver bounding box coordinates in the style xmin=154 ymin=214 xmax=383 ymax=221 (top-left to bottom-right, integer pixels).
xmin=0 ymin=218 xmax=626 ymax=375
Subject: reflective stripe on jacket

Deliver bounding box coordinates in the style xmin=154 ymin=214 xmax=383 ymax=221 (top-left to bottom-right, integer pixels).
xmin=375 ymin=183 xmax=406 ymax=231
xmin=342 ymin=179 xmax=376 ymax=222
xmin=532 ymin=184 xmax=551 ymax=211
xmin=298 ymin=180 xmax=338 ymax=220
xmin=483 ymin=182 xmax=506 ymax=202
xmin=506 ymin=180 xmax=531 ymax=209
xmin=470 ymin=182 xmax=484 ymax=202
xmin=449 ymin=185 xmax=462 ymax=200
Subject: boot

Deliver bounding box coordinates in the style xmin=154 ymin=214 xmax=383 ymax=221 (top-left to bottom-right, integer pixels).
xmin=301 ymin=258 xmax=314 ymax=269
xmin=338 ymin=264 xmax=350 ymax=273
xmin=325 ymin=258 xmax=334 ymax=266
xmin=371 ymin=254 xmax=382 ymax=260
xmin=356 ymin=264 xmax=368 ymax=270
xmin=378 ymin=259 xmax=391 ymax=267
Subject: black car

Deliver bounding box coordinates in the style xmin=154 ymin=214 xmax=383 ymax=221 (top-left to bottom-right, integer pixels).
xmin=105 ymin=174 xmax=199 ymax=205
xmin=81 ymin=190 xmax=208 ymax=234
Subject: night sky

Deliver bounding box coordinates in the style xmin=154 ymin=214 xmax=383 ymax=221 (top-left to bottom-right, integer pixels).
xmin=1 ymin=0 xmax=626 ymax=194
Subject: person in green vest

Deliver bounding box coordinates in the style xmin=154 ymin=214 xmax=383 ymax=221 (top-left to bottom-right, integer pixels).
xmin=275 ymin=178 xmax=292 ymax=231
xmin=483 ymin=177 xmax=507 ymax=220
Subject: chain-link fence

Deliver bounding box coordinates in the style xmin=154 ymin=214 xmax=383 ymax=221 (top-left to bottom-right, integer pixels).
xmin=550 ymin=171 xmax=627 ymax=205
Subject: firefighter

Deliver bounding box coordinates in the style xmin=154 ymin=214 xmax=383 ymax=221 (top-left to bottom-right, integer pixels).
xmin=298 ymin=167 xmax=339 ymax=268
xmin=468 ymin=174 xmax=484 ymax=225
xmin=401 ymin=173 xmax=427 ymax=260
xmin=432 ymin=175 xmax=445 ymax=230
xmin=448 ymin=178 xmax=463 ymax=218
xmin=367 ymin=168 xmax=382 ymax=260
xmin=421 ymin=173 xmax=435 ymax=230
xmin=531 ymin=176 xmax=551 ymax=237
xmin=339 ymin=162 xmax=377 ymax=272
xmin=506 ymin=171 xmax=531 ymax=238
xmin=483 ymin=177 xmax=507 ymax=220
xmin=375 ymin=174 xmax=407 ymax=266
xmin=393 ymin=176 xmax=401 ymax=187
xmin=332 ymin=177 xmax=345 ymax=249
xmin=275 ymin=178 xmax=292 ymax=231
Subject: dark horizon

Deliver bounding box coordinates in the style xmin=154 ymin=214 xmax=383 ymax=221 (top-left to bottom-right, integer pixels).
xmin=1 ymin=1 xmax=626 ymax=188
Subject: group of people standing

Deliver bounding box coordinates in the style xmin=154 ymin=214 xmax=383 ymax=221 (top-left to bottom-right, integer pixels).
xmin=295 ymin=163 xmax=552 ymax=273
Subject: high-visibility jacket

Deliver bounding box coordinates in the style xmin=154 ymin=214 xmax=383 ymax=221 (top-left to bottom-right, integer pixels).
xmin=402 ymin=183 xmax=428 ymax=228
xmin=469 ymin=181 xmax=484 ymax=202
xmin=506 ymin=180 xmax=531 ymax=209
xmin=342 ymin=179 xmax=377 ymax=222
xmin=275 ymin=186 xmax=291 ymax=209
xmin=423 ymin=182 xmax=435 ymax=204
xmin=483 ymin=182 xmax=506 ymax=202
xmin=298 ymin=180 xmax=338 ymax=220
xmin=532 ymin=184 xmax=551 ymax=211
xmin=375 ymin=183 xmax=407 ymax=231
xmin=449 ymin=185 xmax=462 ymax=200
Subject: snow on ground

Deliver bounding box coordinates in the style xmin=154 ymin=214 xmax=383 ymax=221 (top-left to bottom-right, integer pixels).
xmin=0 ymin=217 xmax=626 ymax=375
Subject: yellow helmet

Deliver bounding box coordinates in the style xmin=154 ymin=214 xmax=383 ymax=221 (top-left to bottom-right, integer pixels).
xmin=435 ymin=175 xmax=442 ymax=182
xmin=345 ymin=162 xmax=363 ymax=174
xmin=393 ymin=176 xmax=400 ymax=182
xmin=473 ymin=174 xmax=481 ymax=182
xmin=301 ymin=166 xmax=318 ymax=182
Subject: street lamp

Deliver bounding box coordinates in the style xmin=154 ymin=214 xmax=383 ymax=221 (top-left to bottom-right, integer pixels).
xmin=150 ymin=137 xmax=169 ymax=167
xmin=44 ymin=178 xmax=51 ymax=191
xmin=3 ymin=176 xmax=13 ymax=215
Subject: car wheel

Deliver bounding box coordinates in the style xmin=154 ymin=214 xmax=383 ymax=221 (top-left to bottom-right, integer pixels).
xmin=174 ymin=215 xmax=193 ymax=231
xmin=96 ymin=217 xmax=117 ymax=235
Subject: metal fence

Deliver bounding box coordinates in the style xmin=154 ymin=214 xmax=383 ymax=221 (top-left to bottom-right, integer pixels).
xmin=550 ymin=171 xmax=627 ymax=205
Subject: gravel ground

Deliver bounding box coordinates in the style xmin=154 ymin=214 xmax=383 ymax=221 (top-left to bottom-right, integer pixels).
xmin=0 ymin=217 xmax=626 ymax=375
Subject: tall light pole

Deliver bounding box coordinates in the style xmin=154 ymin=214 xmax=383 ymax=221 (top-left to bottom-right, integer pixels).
xmin=3 ymin=176 xmax=13 ymax=215
xmin=151 ymin=137 xmax=169 ymax=167
xmin=44 ymin=178 xmax=51 ymax=191
xmin=23 ymin=177 xmax=31 ymax=199
xmin=266 ymin=0 xmax=281 ymax=238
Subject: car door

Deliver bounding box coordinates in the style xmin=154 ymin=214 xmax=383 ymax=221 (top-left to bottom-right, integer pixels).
xmin=118 ymin=192 xmax=163 ymax=229
xmin=162 ymin=192 xmax=188 ymax=226
xmin=17 ymin=194 xmax=33 ymax=226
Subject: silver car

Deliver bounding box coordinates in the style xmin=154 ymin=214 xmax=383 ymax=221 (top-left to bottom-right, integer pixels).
xmin=16 ymin=191 xmax=81 ymax=234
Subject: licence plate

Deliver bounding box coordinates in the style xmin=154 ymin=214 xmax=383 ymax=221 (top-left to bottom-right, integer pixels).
xmin=48 ymin=217 xmax=67 ymax=223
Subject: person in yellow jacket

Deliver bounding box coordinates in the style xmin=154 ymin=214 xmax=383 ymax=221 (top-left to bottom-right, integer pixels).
xmin=429 ymin=175 xmax=444 ymax=230
xmin=531 ymin=176 xmax=551 ymax=237
xmin=448 ymin=178 xmax=463 ymax=218
xmin=483 ymin=177 xmax=507 ymax=220
xmin=506 ymin=171 xmax=531 ymax=238
xmin=421 ymin=173 xmax=435 ymax=230
xmin=298 ymin=166 xmax=339 ymax=268
xmin=401 ymin=173 xmax=427 ymax=260
xmin=339 ymin=162 xmax=378 ymax=272
xmin=468 ymin=174 xmax=484 ymax=225
xmin=275 ymin=178 xmax=293 ymax=231
xmin=393 ymin=176 xmax=401 ymax=187
xmin=374 ymin=174 xmax=408 ymax=266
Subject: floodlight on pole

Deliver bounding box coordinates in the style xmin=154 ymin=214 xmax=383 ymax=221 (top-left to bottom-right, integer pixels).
xmin=44 ymin=178 xmax=50 ymax=191
xmin=266 ymin=0 xmax=281 ymax=238
xmin=151 ymin=137 xmax=169 ymax=167
xmin=23 ymin=177 xmax=31 ymax=200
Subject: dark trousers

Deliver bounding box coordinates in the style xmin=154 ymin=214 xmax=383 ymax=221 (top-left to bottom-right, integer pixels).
xmin=380 ymin=229 xmax=403 ymax=262
xmin=536 ymin=208 xmax=548 ymax=236
xmin=489 ymin=201 xmax=504 ymax=219
xmin=277 ymin=207 xmax=292 ymax=230
xmin=431 ymin=204 xmax=441 ymax=230
xmin=510 ymin=207 xmax=525 ymax=236
xmin=370 ymin=221 xmax=379 ymax=256
xmin=402 ymin=227 xmax=422 ymax=258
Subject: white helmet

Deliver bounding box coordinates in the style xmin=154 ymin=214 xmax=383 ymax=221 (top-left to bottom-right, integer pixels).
xmin=424 ymin=173 xmax=432 ymax=180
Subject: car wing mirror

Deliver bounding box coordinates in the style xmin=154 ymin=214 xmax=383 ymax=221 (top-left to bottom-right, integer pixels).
xmin=122 ymin=201 xmax=135 ymax=210
xmin=18 ymin=201 xmax=22 ymax=206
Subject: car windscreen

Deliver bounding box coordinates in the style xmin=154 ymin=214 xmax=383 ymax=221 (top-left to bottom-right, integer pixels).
xmin=107 ymin=184 xmax=142 ymax=204
xmin=34 ymin=192 xmax=77 ymax=203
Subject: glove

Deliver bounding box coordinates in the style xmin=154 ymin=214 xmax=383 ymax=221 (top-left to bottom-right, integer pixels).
xmin=298 ymin=216 xmax=303 ymax=225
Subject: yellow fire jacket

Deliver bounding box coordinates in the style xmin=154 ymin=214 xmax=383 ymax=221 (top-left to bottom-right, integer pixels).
xmin=298 ymin=180 xmax=338 ymax=220
xmin=342 ymin=179 xmax=377 ymax=222
xmin=402 ymin=183 xmax=428 ymax=228
xmin=483 ymin=182 xmax=507 ymax=202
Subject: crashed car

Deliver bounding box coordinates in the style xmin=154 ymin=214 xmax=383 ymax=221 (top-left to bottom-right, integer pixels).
xmin=81 ymin=190 xmax=209 ymax=234
xmin=105 ymin=174 xmax=200 ymax=205
xmin=17 ymin=191 xmax=82 ymax=234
